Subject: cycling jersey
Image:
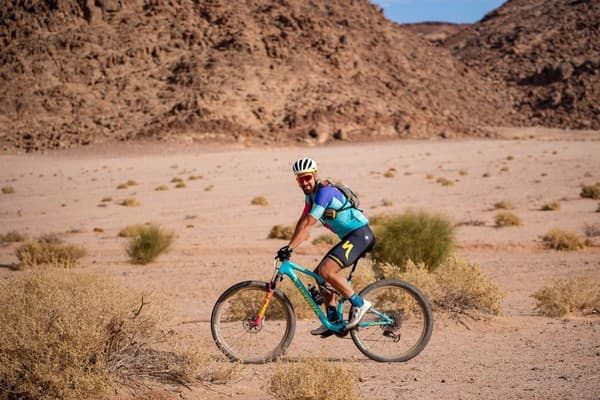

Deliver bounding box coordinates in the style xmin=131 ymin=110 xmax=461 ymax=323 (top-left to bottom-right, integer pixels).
xmin=302 ymin=183 xmax=369 ymax=239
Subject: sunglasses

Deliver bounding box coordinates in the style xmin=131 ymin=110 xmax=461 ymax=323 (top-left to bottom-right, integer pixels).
xmin=296 ymin=174 xmax=313 ymax=184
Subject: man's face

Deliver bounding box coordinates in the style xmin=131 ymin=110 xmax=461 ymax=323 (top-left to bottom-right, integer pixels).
xmin=296 ymin=172 xmax=317 ymax=195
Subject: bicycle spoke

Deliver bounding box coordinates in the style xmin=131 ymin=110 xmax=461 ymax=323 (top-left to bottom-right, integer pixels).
xmin=351 ymin=280 xmax=432 ymax=362
xmin=211 ymin=282 xmax=296 ymax=364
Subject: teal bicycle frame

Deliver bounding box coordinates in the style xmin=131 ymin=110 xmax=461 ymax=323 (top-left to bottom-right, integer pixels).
xmin=265 ymin=258 xmax=393 ymax=333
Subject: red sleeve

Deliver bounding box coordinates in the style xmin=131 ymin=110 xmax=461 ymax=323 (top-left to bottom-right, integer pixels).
xmin=301 ymin=201 xmax=311 ymax=217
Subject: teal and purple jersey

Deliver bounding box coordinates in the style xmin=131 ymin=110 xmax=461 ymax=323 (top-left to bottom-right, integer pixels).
xmin=302 ymin=182 xmax=368 ymax=239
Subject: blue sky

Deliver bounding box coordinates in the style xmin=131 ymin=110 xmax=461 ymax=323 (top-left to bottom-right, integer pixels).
xmin=370 ymin=0 xmax=506 ymax=24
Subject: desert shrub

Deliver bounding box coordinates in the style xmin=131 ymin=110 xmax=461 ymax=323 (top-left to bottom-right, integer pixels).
xmin=250 ymin=195 xmax=269 ymax=206
xmin=174 ymin=182 xmax=186 ymax=189
xmin=436 ymin=177 xmax=454 ymax=186
xmin=580 ymin=182 xmax=600 ymax=200
xmin=101 ymin=196 xmax=113 ymax=202
xmin=2 ymin=186 xmax=15 ymax=194
xmin=493 ymin=200 xmax=513 ymax=210
xmin=268 ymin=224 xmax=294 ymax=240
xmin=494 ymin=211 xmax=521 ymax=227
xmin=584 ymin=223 xmax=600 ymax=238
xmin=120 ymin=198 xmax=140 ymax=207
xmin=127 ymin=225 xmax=174 ymax=265
xmin=16 ymin=240 xmax=86 ymax=269
xmin=126 ymin=180 xmax=138 ymax=186
xmin=116 ymin=183 xmax=129 ymax=189
xmin=170 ymin=177 xmax=183 ymax=183
xmin=383 ymin=167 xmax=397 ymax=178
xmin=93 ymin=227 xmax=104 ymax=233
xmin=542 ymin=229 xmax=586 ymax=251
xmin=540 ymin=202 xmax=560 ymax=211
xmin=0 ymin=230 xmax=27 ymax=243
xmin=204 ymin=184 xmax=214 ymax=191
xmin=376 ymin=258 xmax=503 ymax=315
xmin=312 ymin=233 xmax=336 ymax=246
xmin=270 ymin=358 xmax=358 ymax=400
xmin=371 ymin=210 xmax=454 ymax=272
xmin=155 ymin=185 xmax=169 ymax=191
xmin=0 ymin=269 xmax=209 ymax=400
xmin=532 ymin=276 xmax=600 ymax=317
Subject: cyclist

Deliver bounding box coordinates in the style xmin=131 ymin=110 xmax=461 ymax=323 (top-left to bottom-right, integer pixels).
xmin=277 ymin=157 xmax=376 ymax=337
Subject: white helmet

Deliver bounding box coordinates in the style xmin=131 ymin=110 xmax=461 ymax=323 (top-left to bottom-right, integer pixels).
xmin=292 ymin=157 xmax=318 ymax=175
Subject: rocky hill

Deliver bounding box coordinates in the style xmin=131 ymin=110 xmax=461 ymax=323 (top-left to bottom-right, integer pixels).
xmin=445 ymin=0 xmax=600 ymax=129
xmin=0 ymin=0 xmax=513 ymax=151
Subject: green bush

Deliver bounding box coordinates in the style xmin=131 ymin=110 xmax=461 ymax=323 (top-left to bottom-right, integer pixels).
xmin=371 ymin=210 xmax=454 ymax=272
xmin=127 ymin=225 xmax=174 ymax=264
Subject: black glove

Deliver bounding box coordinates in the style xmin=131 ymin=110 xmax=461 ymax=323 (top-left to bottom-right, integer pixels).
xmin=277 ymin=245 xmax=292 ymax=261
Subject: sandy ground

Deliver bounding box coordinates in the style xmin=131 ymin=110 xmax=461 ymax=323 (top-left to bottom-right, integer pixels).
xmin=1 ymin=128 xmax=600 ymax=399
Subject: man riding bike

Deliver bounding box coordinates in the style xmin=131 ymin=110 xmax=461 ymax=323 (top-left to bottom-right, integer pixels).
xmin=277 ymin=157 xmax=376 ymax=336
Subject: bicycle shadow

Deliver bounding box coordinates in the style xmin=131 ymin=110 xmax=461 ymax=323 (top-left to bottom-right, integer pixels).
xmin=280 ymin=355 xmax=368 ymax=363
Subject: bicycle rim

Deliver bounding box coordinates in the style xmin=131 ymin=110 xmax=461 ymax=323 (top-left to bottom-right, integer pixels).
xmin=211 ymin=281 xmax=296 ymax=364
xmin=351 ymin=279 xmax=433 ymax=362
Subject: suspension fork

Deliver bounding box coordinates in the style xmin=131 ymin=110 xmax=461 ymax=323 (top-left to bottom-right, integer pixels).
xmin=249 ymin=259 xmax=282 ymax=327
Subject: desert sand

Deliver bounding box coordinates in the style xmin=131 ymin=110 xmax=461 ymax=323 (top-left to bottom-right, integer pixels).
xmin=1 ymin=128 xmax=599 ymax=399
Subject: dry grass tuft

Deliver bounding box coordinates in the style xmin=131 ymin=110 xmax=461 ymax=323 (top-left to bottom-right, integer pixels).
xmin=0 ymin=269 xmax=210 ymax=400
xmin=101 ymin=196 xmax=113 ymax=202
xmin=15 ymin=240 xmax=87 ymax=269
xmin=493 ymin=200 xmax=513 ymax=210
xmin=2 ymin=186 xmax=15 ymax=194
xmin=383 ymin=168 xmax=397 ymax=178
xmin=170 ymin=177 xmax=183 ymax=183
xmin=580 ymin=182 xmax=600 ymax=200
xmin=269 ymin=358 xmax=359 ymax=400
xmin=436 ymin=177 xmax=454 ymax=186
xmin=540 ymin=202 xmax=560 ymax=211
xmin=155 ymin=185 xmax=169 ymax=191
xmin=117 ymin=183 xmax=129 ymax=189
xmin=542 ymin=229 xmax=586 ymax=251
xmin=532 ymin=276 xmax=600 ymax=317
xmin=494 ymin=211 xmax=521 ymax=227
xmin=250 ymin=195 xmax=269 ymax=206
xmin=120 ymin=198 xmax=141 ymax=207
xmin=377 ymin=257 xmax=503 ymax=315
xmin=174 ymin=182 xmax=187 ymax=189
xmin=268 ymin=224 xmax=294 ymax=240
xmin=0 ymin=230 xmax=27 ymax=243
xmin=126 ymin=224 xmax=174 ymax=265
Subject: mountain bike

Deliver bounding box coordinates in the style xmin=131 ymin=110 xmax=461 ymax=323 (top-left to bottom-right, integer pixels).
xmin=210 ymin=255 xmax=433 ymax=364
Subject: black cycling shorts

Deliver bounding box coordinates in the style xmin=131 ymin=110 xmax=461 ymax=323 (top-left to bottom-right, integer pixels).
xmin=324 ymin=225 xmax=376 ymax=268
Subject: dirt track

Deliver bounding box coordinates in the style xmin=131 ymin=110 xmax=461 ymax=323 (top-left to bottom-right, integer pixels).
xmin=1 ymin=129 xmax=599 ymax=399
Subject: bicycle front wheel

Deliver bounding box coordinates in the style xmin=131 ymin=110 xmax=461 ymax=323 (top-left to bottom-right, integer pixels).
xmin=211 ymin=280 xmax=296 ymax=364
xmin=351 ymin=279 xmax=433 ymax=362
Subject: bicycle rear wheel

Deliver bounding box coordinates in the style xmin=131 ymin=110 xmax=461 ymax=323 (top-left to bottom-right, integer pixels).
xmin=351 ymin=279 xmax=433 ymax=362
xmin=211 ymin=280 xmax=296 ymax=364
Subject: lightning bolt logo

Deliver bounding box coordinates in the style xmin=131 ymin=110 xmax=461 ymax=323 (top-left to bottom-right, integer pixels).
xmin=342 ymin=240 xmax=354 ymax=260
